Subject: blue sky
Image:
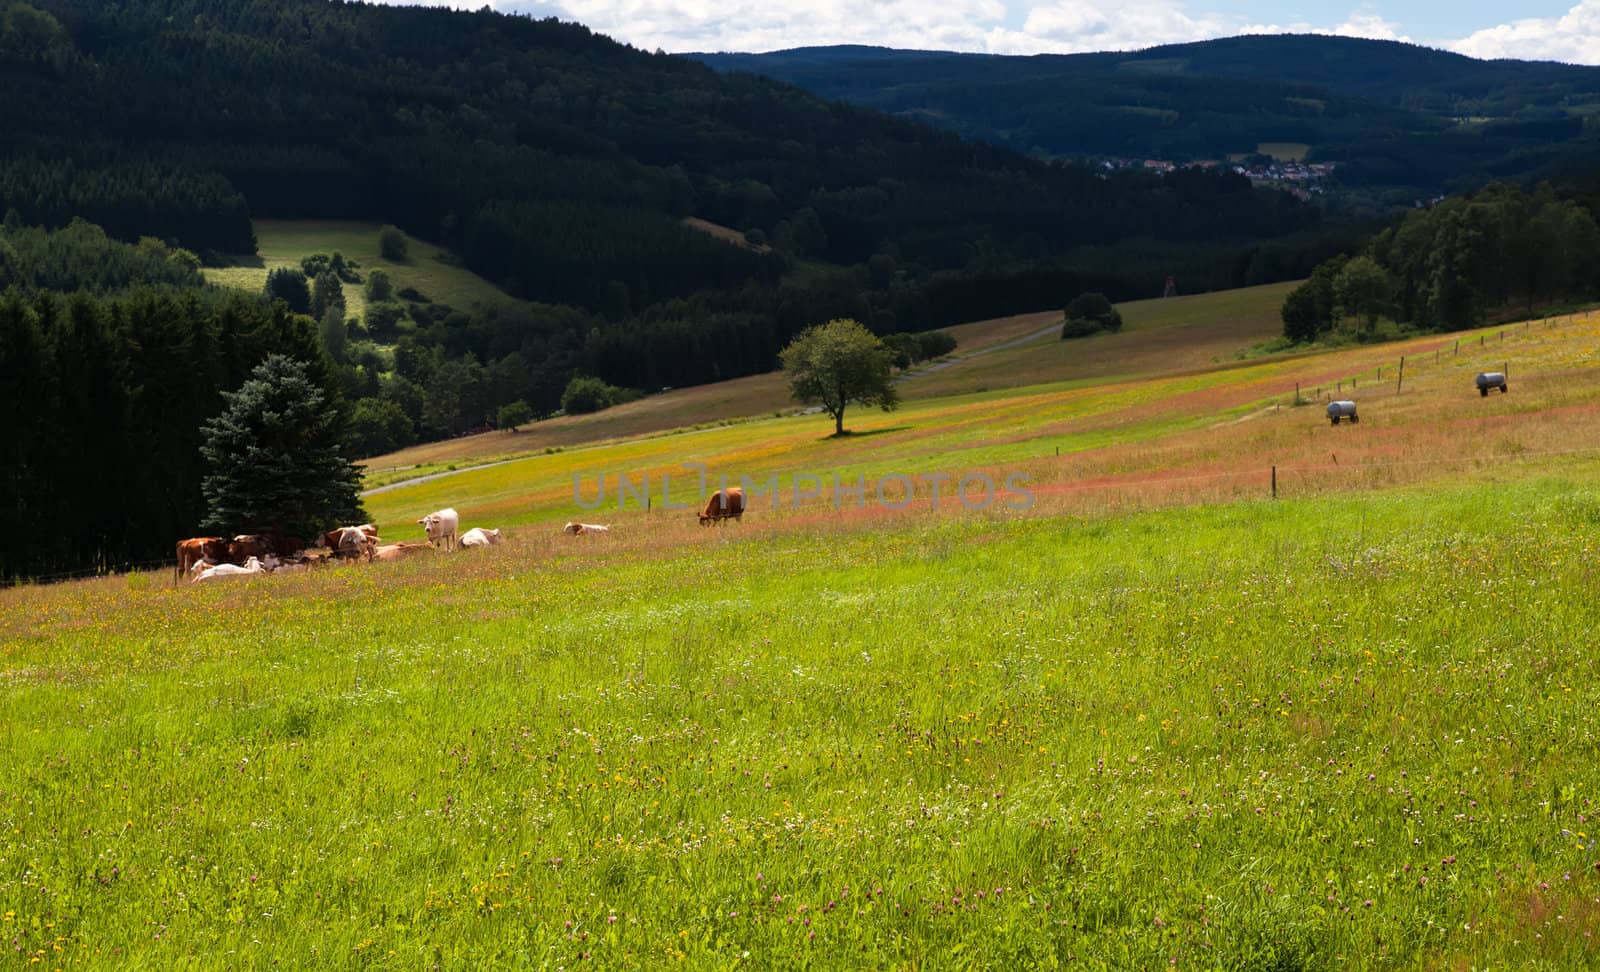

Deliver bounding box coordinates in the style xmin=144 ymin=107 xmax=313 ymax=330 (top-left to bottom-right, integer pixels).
xmin=395 ymin=1 xmax=1600 ymax=64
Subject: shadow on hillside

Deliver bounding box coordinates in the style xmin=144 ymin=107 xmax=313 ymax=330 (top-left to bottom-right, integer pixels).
xmin=825 ymin=425 xmax=912 ymax=440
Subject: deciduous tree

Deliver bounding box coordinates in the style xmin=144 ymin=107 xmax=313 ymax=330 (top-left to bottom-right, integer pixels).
xmin=779 ymin=318 xmax=898 ymax=436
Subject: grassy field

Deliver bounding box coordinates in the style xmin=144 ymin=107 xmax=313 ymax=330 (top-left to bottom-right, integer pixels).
xmin=6 ymin=301 xmax=1600 ymax=968
xmin=4 ymin=482 xmax=1599 ymax=968
xmin=1256 ymin=142 xmax=1312 ymax=162
xmin=355 ymin=309 xmax=1600 ymax=541
xmin=204 ymin=220 xmax=514 ymax=321
xmin=364 ymin=282 xmax=1297 ymax=475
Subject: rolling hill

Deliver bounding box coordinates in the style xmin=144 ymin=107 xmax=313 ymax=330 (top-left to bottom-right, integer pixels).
xmin=694 ymin=35 xmax=1600 ymax=194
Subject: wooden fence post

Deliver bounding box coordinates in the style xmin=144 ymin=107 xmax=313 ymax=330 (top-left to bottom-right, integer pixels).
xmin=1396 ymin=357 xmax=1405 ymax=395
xmin=1271 ymin=465 xmax=1277 ymax=500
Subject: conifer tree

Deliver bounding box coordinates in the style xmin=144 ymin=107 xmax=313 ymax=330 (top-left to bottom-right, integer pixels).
xmin=200 ymin=354 xmax=364 ymax=538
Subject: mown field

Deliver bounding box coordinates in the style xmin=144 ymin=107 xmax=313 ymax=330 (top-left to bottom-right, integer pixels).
xmin=4 ymin=303 xmax=1600 ymax=968
xmin=204 ymin=220 xmax=514 ymax=322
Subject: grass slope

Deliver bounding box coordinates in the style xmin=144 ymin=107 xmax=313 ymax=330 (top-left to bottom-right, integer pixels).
xmin=204 ymin=220 xmax=515 ymax=320
xmin=3 ymin=479 xmax=1598 ymax=967
xmin=367 ymin=281 xmax=1296 ymax=476
xmin=357 ymin=309 xmax=1600 ymax=545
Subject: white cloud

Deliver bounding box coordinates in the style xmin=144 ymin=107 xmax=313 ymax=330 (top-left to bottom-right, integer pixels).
xmin=1327 ymin=10 xmax=1409 ymax=41
xmin=982 ymin=0 xmax=1235 ymax=54
xmin=402 ymin=1 xmax=1430 ymax=55
xmin=1445 ymin=0 xmax=1600 ymax=64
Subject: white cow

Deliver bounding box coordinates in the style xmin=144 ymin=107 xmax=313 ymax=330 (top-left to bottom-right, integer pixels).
xmin=418 ymin=507 xmax=460 ymax=552
xmin=459 ymin=527 xmax=503 ymax=548
xmin=563 ymin=522 xmax=610 ymax=535
xmin=193 ymin=556 xmax=265 ymax=582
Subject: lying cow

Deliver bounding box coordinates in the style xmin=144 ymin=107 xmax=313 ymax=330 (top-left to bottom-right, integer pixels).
xmin=374 ymin=542 xmax=431 ymax=562
xmin=418 ymin=507 xmax=460 ymax=552
xmin=699 ymin=487 xmax=745 ymax=526
xmin=193 ymin=556 xmax=266 ymax=582
xmin=175 ymin=536 xmax=229 ymax=584
xmin=321 ymin=523 xmax=379 ymax=561
xmin=563 ymin=522 xmax=610 ymax=536
xmin=459 ymin=527 xmax=503 ymax=548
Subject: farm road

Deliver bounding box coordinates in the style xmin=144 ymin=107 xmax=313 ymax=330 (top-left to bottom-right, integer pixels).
xmin=895 ymin=319 xmax=1059 ymax=382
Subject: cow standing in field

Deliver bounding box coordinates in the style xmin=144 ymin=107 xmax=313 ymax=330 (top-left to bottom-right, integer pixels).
xmin=459 ymin=527 xmax=503 ymax=548
xmin=699 ymin=487 xmax=745 ymax=526
xmin=175 ymin=537 xmax=229 ymax=584
xmin=418 ymin=508 xmax=460 ymax=552
xmin=563 ymin=522 xmax=610 ymax=536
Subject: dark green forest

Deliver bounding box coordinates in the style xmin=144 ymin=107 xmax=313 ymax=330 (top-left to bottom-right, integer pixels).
xmin=1280 ymin=182 xmax=1600 ymax=341
xmin=695 ymin=37 xmax=1600 ymax=196
xmin=0 ymin=286 xmax=337 ymax=580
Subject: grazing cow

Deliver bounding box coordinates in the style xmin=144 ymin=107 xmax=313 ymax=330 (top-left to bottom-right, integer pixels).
xmin=374 ymin=542 xmax=431 ymax=562
xmin=563 ymin=522 xmax=610 ymax=536
xmin=193 ymin=556 xmax=265 ymax=582
xmin=459 ymin=527 xmax=503 ymax=548
xmin=418 ymin=508 xmax=460 ymax=552
xmin=175 ymin=537 xmax=229 ymax=583
xmin=699 ymin=487 xmax=745 ymax=526
xmin=228 ymin=534 xmax=273 ymax=564
xmin=322 ymin=523 xmax=379 ymax=561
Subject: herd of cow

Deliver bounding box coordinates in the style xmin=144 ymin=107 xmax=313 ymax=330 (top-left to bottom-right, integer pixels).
xmin=173 ymin=506 xmax=502 ymax=583
xmin=172 ymin=487 xmax=748 ymax=584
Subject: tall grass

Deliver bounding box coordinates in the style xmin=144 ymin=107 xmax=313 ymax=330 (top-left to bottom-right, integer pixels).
xmin=3 ymin=479 xmax=1599 ymax=968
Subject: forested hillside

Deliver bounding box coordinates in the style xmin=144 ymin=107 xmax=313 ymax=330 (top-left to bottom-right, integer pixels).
xmin=3 ymin=0 xmax=1314 ymax=310
xmin=696 ymin=37 xmax=1600 ymax=196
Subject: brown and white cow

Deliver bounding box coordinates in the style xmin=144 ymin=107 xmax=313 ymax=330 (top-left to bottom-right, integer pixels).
xmin=562 ymin=522 xmax=610 ymax=536
xmin=321 ymin=523 xmax=379 ymax=561
xmin=699 ymin=487 xmax=745 ymax=526
xmin=228 ymin=534 xmax=273 ymax=564
xmin=175 ymin=537 xmax=229 ymax=583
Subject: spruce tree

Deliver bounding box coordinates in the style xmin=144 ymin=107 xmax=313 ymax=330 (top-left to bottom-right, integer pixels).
xmin=200 ymin=354 xmax=364 ymax=538
xmin=263 ymin=267 xmax=312 ymax=315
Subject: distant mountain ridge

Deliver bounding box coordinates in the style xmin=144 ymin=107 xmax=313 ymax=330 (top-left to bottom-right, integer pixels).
xmin=693 ymin=35 xmax=1600 ymax=194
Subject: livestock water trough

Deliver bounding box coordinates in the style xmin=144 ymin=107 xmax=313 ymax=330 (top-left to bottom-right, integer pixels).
xmin=1476 ymin=372 xmax=1508 ymax=396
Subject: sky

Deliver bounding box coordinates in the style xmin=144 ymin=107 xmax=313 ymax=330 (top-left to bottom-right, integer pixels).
xmin=387 ymin=0 xmax=1600 ymax=65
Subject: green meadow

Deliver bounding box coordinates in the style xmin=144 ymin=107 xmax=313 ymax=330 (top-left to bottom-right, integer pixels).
xmin=5 ymin=302 xmax=1600 ymax=968
xmin=204 ymin=220 xmax=515 ymax=322
xmin=4 ymin=482 xmax=1599 ymax=968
